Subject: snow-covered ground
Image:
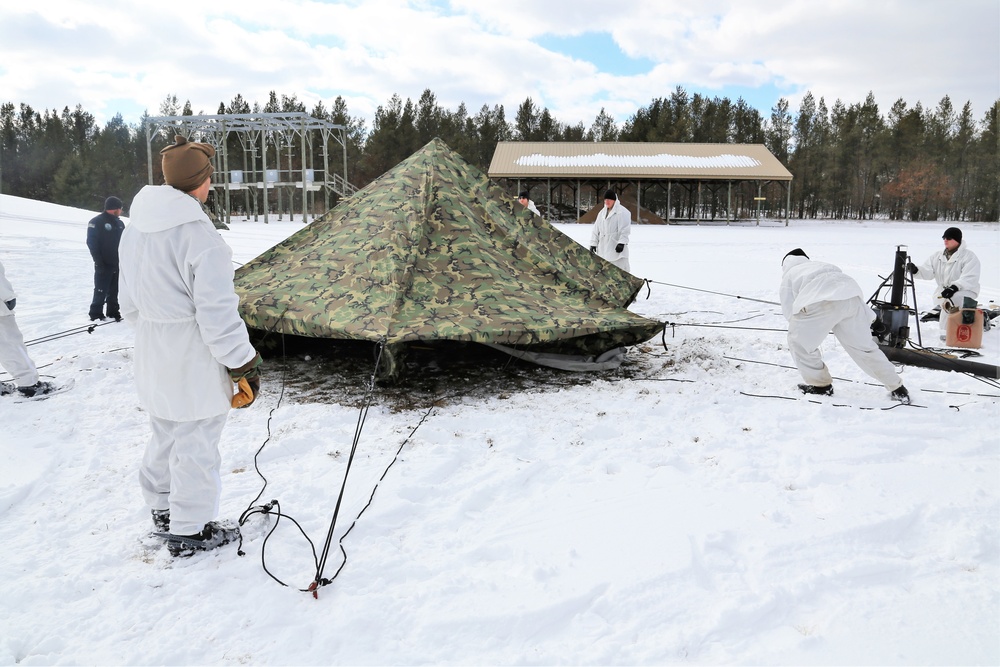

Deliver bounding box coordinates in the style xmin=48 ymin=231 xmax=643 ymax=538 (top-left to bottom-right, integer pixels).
xmin=1 ymin=192 xmax=997 ymax=665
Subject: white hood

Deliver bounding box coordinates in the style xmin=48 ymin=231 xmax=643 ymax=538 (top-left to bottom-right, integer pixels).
xmin=129 ymin=185 xmax=210 ymax=233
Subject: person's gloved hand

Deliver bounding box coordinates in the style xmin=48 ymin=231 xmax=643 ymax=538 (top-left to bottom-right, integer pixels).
xmin=615 ymin=243 xmax=625 ymax=253
xmin=906 ymin=262 xmax=918 ymax=274
xmin=232 ymin=376 xmax=260 ymax=408
xmin=4 ymin=299 xmax=14 ymax=311
xmin=589 ymin=246 xmax=597 ymax=253
xmin=229 ymin=351 xmax=263 ymax=408
xmin=941 ymin=285 xmax=959 ymax=299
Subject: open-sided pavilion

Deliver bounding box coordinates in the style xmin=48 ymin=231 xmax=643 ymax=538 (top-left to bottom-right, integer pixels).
xmin=488 ymin=141 xmax=793 ymax=225
xmin=145 ymin=112 xmax=354 ymax=226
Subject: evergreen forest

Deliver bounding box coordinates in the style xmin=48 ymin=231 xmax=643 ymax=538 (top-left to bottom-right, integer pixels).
xmin=2 ymin=87 xmax=997 ymax=222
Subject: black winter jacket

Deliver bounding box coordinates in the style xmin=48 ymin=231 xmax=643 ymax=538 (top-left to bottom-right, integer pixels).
xmin=86 ymin=211 xmax=125 ymax=269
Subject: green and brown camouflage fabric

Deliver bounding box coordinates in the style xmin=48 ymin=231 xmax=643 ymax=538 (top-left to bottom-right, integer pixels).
xmin=234 ymin=138 xmax=663 ymax=355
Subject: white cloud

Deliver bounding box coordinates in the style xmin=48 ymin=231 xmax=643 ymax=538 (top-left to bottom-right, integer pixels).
xmin=0 ymin=0 xmax=996 ymax=134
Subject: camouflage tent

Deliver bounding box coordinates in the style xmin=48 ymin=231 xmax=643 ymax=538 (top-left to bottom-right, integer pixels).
xmin=234 ymin=139 xmax=663 ymax=372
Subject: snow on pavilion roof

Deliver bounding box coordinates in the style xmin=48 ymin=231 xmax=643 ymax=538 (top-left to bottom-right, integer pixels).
xmin=488 ymin=142 xmax=792 ymax=181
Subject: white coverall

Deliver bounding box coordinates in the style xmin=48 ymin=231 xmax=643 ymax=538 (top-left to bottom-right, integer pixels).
xmin=119 ymin=184 xmax=256 ymax=536
xmin=912 ymin=243 xmax=981 ymax=329
xmin=590 ymin=200 xmax=632 ymax=272
xmin=522 ymin=198 xmax=541 ymax=217
xmin=780 ymin=255 xmax=902 ymax=391
xmin=0 ymin=261 xmax=40 ymax=387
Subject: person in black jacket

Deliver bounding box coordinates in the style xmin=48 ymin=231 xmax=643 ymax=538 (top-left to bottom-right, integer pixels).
xmin=87 ymin=196 xmax=126 ymax=321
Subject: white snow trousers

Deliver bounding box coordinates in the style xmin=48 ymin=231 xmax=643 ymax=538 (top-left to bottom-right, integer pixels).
xmin=787 ymin=297 xmax=902 ymax=391
xmin=140 ymin=414 xmax=228 ymax=536
xmin=0 ymin=316 xmax=39 ymax=386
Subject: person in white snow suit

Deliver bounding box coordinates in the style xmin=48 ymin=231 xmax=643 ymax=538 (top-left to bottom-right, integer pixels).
xmin=780 ymin=249 xmax=910 ymax=403
xmin=119 ymin=135 xmax=263 ymax=557
xmin=86 ymin=196 xmax=126 ymax=321
xmin=907 ymin=227 xmax=981 ymax=329
xmin=0 ymin=260 xmax=54 ymax=397
xmin=517 ymin=190 xmax=542 ymax=217
xmin=589 ymin=190 xmax=631 ymax=272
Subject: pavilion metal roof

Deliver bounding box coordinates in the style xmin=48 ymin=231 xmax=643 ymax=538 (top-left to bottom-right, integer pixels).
xmin=488 ymin=142 xmax=792 ymax=181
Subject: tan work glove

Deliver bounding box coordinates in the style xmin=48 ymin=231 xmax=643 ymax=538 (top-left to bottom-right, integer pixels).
xmin=229 ymin=351 xmax=262 ymax=408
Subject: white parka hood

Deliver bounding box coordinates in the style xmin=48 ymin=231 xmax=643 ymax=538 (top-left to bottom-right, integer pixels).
xmin=779 ymin=254 xmax=864 ymax=319
xmin=781 ymin=254 xmax=810 ymax=274
xmin=129 ymin=185 xmax=210 ymax=233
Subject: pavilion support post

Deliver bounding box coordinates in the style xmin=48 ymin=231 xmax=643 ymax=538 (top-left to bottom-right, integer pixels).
xmin=697 ymin=181 xmax=702 ymax=226
xmin=145 ymin=125 xmax=154 ymax=184
xmin=341 ymin=129 xmax=347 ymax=197
xmin=666 ymin=180 xmax=671 ymax=224
xmin=322 ymin=130 xmax=331 ymax=212
xmin=727 ymin=181 xmax=731 ymax=226
xmin=785 ymin=182 xmax=791 ymax=226
xmin=301 ymin=121 xmax=309 ymax=224
xmin=221 ymin=122 xmax=231 ymax=227
xmin=756 ymin=182 xmax=762 ymax=226
xmin=637 ymin=179 xmax=641 ymax=223
xmin=261 ymin=130 xmax=268 ymax=224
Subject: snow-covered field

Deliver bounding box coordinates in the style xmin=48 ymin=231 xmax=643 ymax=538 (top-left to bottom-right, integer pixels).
xmin=1 ymin=193 xmax=997 ymax=666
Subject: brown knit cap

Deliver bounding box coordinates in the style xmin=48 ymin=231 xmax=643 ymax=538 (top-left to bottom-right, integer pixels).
xmin=160 ymin=135 xmax=215 ymax=192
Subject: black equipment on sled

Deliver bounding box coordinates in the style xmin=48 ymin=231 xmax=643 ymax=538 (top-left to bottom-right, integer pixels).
xmin=868 ymin=245 xmax=999 ymax=379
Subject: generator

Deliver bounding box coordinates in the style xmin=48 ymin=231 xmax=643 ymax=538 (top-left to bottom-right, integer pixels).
xmin=869 ymin=245 xmax=915 ymax=348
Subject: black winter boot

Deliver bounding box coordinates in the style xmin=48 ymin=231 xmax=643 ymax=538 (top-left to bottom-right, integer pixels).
xmin=797 ymin=383 xmax=834 ymax=396
xmin=891 ymin=386 xmax=911 ymax=404
xmin=164 ymin=521 xmax=240 ymax=558
xmin=152 ymin=509 xmax=170 ymax=533
xmin=18 ymin=381 xmax=55 ymax=397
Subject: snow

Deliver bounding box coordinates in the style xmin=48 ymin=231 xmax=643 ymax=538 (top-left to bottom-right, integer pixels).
xmin=1 ymin=192 xmax=998 ymax=665
xmin=514 ymin=153 xmax=762 ymax=168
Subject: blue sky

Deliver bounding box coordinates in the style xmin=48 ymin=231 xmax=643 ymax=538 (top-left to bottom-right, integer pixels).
xmin=1 ymin=0 xmax=997 ymax=133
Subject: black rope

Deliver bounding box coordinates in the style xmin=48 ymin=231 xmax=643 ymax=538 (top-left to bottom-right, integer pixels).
xmin=903 ymin=340 xmax=1000 ymax=391
xmin=645 ymin=279 xmax=780 ymax=306
xmin=666 ymin=321 xmax=787 ymax=333
xmin=234 ymin=332 xmax=320 ymax=590
xmin=25 ymin=319 xmax=119 ymax=346
xmin=322 ymin=400 xmax=440 ymax=586
xmin=310 ymin=339 xmax=388 ymax=595
xmin=738 ymin=391 xmax=925 ymax=410
xmin=725 ymin=354 xmax=1000 ymax=399
xmin=629 ymin=376 xmax=697 ymax=383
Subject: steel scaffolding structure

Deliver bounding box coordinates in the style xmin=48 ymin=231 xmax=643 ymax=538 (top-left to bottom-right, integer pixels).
xmin=145 ymin=112 xmax=356 ymax=225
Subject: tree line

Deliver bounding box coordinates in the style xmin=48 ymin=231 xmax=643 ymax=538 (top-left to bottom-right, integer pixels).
xmin=2 ymin=87 xmax=997 ymax=221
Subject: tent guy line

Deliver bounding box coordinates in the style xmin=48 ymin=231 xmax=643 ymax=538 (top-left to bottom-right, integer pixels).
xmin=644 ymin=278 xmax=780 ymax=306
